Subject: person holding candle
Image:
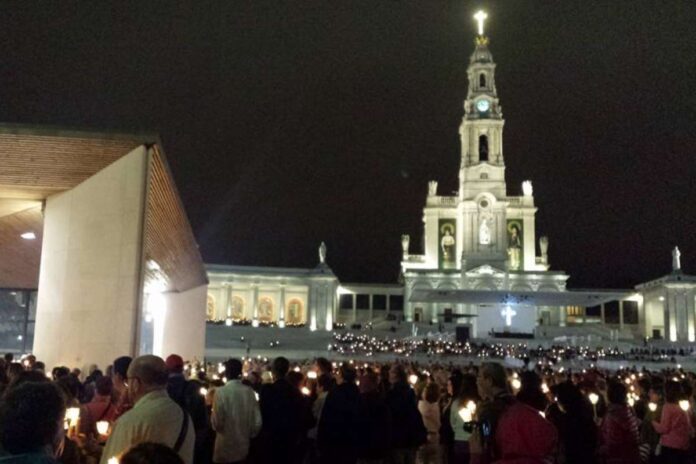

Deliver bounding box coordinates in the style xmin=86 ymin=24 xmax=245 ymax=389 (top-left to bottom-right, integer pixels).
xmin=639 ymin=381 xmax=664 ymax=464
xmin=80 ymin=376 xmax=116 ymax=439
xmin=100 ymin=355 xmax=194 ymax=464
xmin=449 ymin=373 xmax=479 ymax=464
xmin=651 ymin=381 xmax=693 ymax=464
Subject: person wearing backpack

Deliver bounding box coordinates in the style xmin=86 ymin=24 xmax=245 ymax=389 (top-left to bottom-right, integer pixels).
xmin=470 ymin=363 xmax=558 ymax=464
xmin=165 ymin=355 xmax=210 ymax=464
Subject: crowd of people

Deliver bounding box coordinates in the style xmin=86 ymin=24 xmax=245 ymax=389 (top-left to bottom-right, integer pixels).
xmin=0 ymin=349 xmax=695 ymax=464
xmin=329 ymin=333 xmax=696 ymax=364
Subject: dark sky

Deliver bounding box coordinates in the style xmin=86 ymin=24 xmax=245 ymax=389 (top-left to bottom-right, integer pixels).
xmin=2 ymin=1 xmax=696 ymax=289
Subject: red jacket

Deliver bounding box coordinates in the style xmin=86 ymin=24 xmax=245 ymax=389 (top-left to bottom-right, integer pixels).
xmin=472 ymin=401 xmax=558 ymax=464
xmin=599 ymin=404 xmax=641 ymax=464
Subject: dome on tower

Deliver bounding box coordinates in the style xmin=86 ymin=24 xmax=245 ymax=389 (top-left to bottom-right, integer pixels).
xmin=470 ymin=36 xmax=493 ymax=64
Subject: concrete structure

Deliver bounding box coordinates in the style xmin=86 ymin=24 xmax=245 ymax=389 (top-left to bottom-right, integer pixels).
xmin=0 ymin=126 xmax=208 ymax=368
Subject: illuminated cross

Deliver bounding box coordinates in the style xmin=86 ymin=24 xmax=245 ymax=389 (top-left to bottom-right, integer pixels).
xmin=474 ymin=10 xmax=488 ymax=36
xmin=501 ymin=305 xmax=517 ymax=326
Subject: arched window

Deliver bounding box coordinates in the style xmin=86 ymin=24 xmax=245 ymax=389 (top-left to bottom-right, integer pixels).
xmin=258 ymin=297 xmax=274 ymax=322
xmin=230 ymin=296 xmax=244 ymax=319
xmin=286 ymin=298 xmax=304 ymax=324
xmin=479 ymin=134 xmax=489 ymax=162
xmin=479 ymin=73 xmax=486 ymax=88
xmin=206 ymin=294 xmax=216 ymax=321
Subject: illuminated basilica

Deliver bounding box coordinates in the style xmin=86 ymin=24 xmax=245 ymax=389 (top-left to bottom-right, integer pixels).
xmin=205 ymin=12 xmax=696 ymax=343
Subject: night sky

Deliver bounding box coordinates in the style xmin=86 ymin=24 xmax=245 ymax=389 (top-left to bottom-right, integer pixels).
xmin=2 ymin=2 xmax=695 ymax=289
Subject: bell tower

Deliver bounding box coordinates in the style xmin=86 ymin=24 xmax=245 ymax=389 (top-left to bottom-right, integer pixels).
xmin=459 ymin=11 xmax=506 ymax=200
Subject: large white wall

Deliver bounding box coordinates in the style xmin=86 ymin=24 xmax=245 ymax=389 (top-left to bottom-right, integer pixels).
xmin=158 ymin=284 xmax=208 ymax=361
xmin=34 ymin=147 xmax=148 ymax=370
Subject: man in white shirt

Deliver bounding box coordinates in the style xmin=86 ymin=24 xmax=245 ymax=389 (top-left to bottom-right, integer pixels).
xmin=212 ymin=358 xmax=262 ymax=464
xmin=100 ymin=355 xmax=194 ymax=464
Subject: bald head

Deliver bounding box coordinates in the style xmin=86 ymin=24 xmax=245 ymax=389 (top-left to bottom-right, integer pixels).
xmin=128 ymin=355 xmax=168 ymax=389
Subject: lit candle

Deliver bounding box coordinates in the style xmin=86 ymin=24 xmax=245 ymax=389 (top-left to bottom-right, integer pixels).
xmin=199 ymin=387 xmax=208 ymax=397
xmin=408 ymin=374 xmax=418 ymax=385
xmin=511 ymin=378 xmax=521 ymax=390
xmin=96 ymin=421 xmax=109 ymax=436
xmin=588 ymin=393 xmax=599 ymax=405
xmin=541 ymin=382 xmax=550 ymax=394
xmin=307 ymin=371 xmax=317 ymax=379
xmin=301 ymin=387 xmax=311 ymax=396
xmin=108 ymin=457 xmax=119 ymax=464
xmin=458 ymin=407 xmax=473 ymax=423
xmin=679 ymin=400 xmax=690 ymax=412
xmin=648 ymin=402 xmax=657 ymax=412
xmin=465 ymin=400 xmax=477 ymax=414
xmin=66 ymin=407 xmax=80 ymax=425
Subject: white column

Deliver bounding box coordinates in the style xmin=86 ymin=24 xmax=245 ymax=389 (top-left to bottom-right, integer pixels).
xmin=251 ymin=285 xmax=259 ymax=327
xmin=278 ymin=285 xmax=286 ymax=328
xmin=687 ymin=291 xmax=695 ymax=342
xmin=327 ymin=286 xmax=336 ymax=331
xmin=225 ymin=283 xmax=232 ymax=319
xmin=669 ymin=292 xmax=677 ymax=342
xmin=619 ymin=300 xmax=625 ymax=332
xmin=352 ymin=294 xmax=357 ymax=323
xmin=368 ymin=294 xmax=374 ymax=322
xmin=559 ymin=306 xmax=566 ymax=327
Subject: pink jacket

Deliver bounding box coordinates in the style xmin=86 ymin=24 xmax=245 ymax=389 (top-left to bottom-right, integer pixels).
xmin=652 ymin=402 xmax=693 ymax=450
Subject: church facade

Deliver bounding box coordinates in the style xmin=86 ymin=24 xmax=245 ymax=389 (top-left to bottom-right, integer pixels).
xmin=202 ymin=14 xmax=696 ymax=344
xmin=400 ymin=32 xmax=573 ymax=338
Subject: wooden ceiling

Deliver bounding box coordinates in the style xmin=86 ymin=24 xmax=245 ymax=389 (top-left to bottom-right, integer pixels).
xmin=143 ymin=146 xmax=208 ymax=292
xmin=0 ymin=125 xmax=207 ymax=293
xmin=0 ymin=207 xmax=43 ymax=289
xmin=0 ymin=126 xmax=149 ymax=200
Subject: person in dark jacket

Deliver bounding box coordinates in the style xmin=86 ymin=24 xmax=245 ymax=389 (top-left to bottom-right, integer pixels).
xmin=357 ymin=370 xmax=392 ymax=463
xmin=385 ymin=364 xmax=427 ymax=464
xmin=257 ymin=357 xmax=306 ymax=464
xmin=549 ymin=381 xmax=599 ymax=464
xmin=516 ymin=371 xmax=548 ymax=412
xmin=317 ymin=364 xmax=362 ymax=464
xmin=165 ymin=354 xmax=210 ymax=464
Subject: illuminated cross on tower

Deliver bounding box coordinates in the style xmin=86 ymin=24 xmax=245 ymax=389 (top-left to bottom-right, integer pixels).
xmin=473 ymin=10 xmax=488 ymax=36
xmin=501 ymin=305 xmax=517 ymax=327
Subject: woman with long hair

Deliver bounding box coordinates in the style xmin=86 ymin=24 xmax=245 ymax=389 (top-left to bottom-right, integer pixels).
xmin=449 ymin=373 xmax=480 ymax=464
xmin=652 ymin=380 xmax=693 ymax=464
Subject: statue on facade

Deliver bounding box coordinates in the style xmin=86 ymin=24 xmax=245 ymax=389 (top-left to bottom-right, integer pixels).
xmin=672 ymin=246 xmax=681 ymax=272
xmin=428 ymin=180 xmax=438 ymax=197
xmin=522 ymin=180 xmax=533 ymax=197
xmin=479 ymin=218 xmax=491 ymax=245
xmin=539 ymin=236 xmax=549 ymax=264
xmin=319 ymin=241 xmax=327 ymax=264
xmin=401 ymin=234 xmax=410 ymax=258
